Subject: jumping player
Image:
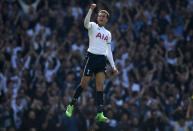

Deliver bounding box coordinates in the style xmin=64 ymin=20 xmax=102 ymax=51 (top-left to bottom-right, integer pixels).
xmin=65 ymin=3 xmax=118 ymax=123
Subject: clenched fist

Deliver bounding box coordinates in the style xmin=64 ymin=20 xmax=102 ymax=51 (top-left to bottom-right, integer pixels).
xmin=90 ymin=4 xmax=96 ymax=10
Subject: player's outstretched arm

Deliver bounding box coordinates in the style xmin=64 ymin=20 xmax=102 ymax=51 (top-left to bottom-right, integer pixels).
xmin=84 ymin=4 xmax=96 ymax=29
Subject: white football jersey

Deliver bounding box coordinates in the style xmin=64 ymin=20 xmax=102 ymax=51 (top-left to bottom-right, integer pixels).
xmin=87 ymin=22 xmax=111 ymax=55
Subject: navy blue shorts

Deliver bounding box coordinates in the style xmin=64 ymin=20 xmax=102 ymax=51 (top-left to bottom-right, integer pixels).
xmin=82 ymin=52 xmax=107 ymax=76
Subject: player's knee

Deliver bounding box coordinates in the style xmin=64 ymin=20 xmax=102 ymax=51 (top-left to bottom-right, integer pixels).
xmin=80 ymin=81 xmax=88 ymax=89
xmin=96 ymin=83 xmax=103 ymax=91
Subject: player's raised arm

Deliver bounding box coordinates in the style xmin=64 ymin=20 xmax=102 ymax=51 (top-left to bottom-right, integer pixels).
xmin=84 ymin=4 xmax=96 ymax=29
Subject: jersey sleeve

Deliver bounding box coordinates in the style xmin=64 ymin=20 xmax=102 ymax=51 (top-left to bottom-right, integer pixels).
xmin=84 ymin=9 xmax=93 ymax=29
xmin=106 ymin=32 xmax=116 ymax=69
xmin=107 ymin=32 xmax=112 ymax=44
xmin=86 ymin=22 xmax=95 ymax=30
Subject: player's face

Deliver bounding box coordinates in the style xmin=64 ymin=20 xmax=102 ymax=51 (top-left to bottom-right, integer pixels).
xmin=97 ymin=12 xmax=108 ymax=26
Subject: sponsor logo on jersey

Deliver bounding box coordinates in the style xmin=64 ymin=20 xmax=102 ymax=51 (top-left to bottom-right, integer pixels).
xmin=96 ymin=32 xmax=108 ymax=41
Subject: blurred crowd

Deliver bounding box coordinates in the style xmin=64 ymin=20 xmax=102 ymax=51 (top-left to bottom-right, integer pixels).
xmin=0 ymin=0 xmax=193 ymax=131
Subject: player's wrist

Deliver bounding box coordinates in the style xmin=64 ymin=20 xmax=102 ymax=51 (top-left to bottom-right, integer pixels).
xmin=89 ymin=8 xmax=94 ymax=12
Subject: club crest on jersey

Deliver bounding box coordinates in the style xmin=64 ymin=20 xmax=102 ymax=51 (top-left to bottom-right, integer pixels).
xmin=96 ymin=32 xmax=108 ymax=41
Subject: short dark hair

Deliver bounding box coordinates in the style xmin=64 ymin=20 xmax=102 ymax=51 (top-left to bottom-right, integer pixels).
xmin=98 ymin=10 xmax=110 ymax=19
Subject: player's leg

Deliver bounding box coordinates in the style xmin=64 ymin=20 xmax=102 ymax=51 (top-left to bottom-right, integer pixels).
xmin=95 ymin=72 xmax=108 ymax=122
xmin=71 ymin=76 xmax=91 ymax=105
xmin=65 ymin=52 xmax=93 ymax=117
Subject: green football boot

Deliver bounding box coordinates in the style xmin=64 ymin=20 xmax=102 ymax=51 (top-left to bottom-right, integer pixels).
xmin=95 ymin=112 xmax=109 ymax=123
xmin=65 ymin=104 xmax=74 ymax=118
